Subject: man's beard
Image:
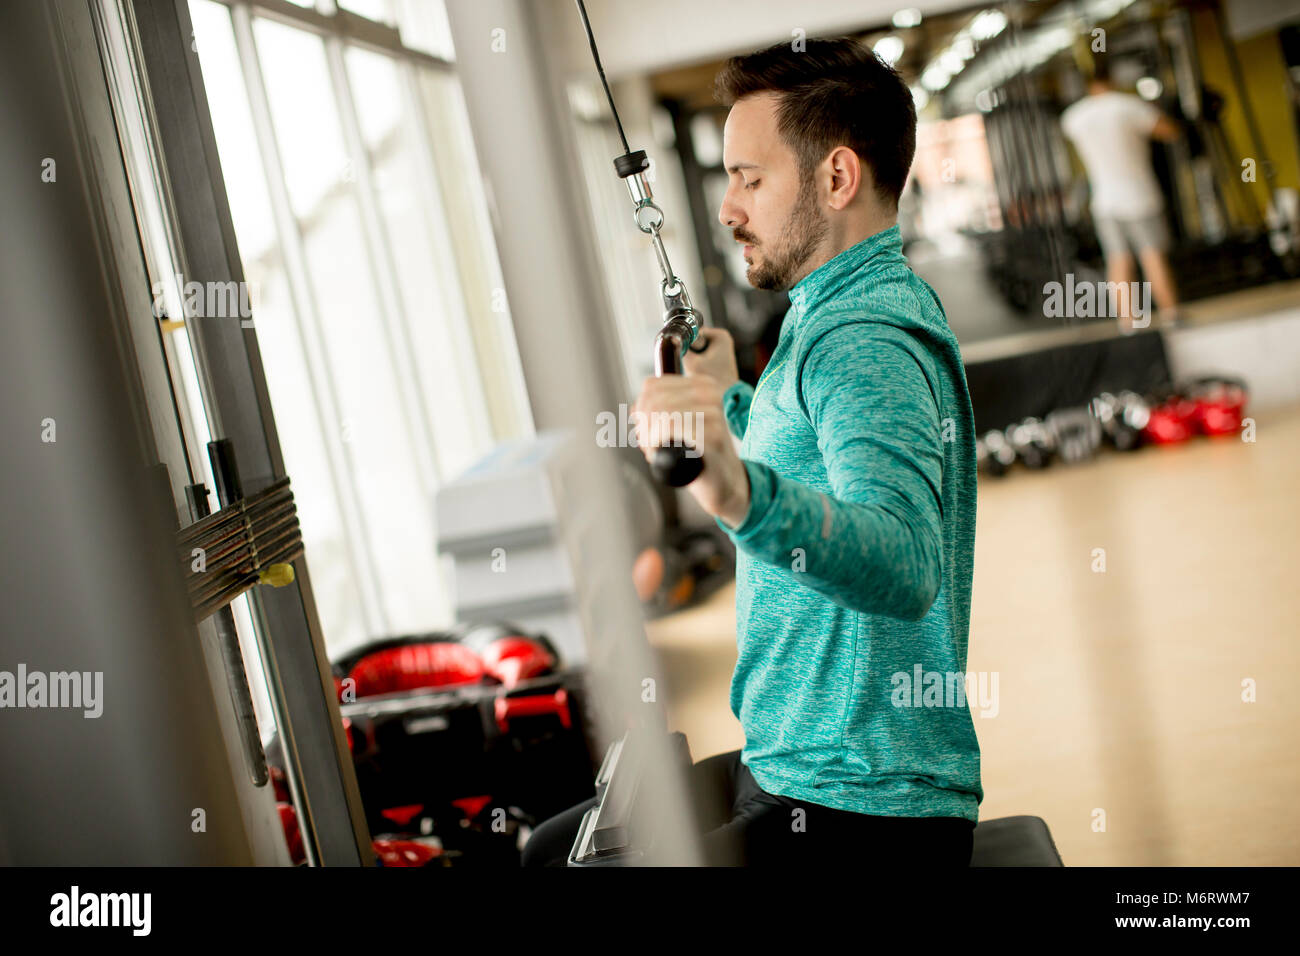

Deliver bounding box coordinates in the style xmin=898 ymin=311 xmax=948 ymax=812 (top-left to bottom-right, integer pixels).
xmin=745 ymin=175 xmax=829 ymax=292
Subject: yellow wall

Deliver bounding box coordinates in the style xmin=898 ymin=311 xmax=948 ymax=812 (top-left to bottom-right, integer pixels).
xmin=1193 ymin=6 xmax=1300 ymax=225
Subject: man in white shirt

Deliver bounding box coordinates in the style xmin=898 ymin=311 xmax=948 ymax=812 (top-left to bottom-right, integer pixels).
xmin=1061 ymin=58 xmax=1183 ymax=329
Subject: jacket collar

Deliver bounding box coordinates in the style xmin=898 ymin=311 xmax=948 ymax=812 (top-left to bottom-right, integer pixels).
xmin=788 ymin=223 xmax=904 ymax=314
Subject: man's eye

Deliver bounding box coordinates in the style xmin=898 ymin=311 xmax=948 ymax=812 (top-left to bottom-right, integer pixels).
xmin=745 ymin=180 xmax=760 ymax=190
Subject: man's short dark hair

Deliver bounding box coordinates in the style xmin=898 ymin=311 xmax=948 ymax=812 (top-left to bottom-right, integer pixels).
xmin=713 ymin=37 xmax=917 ymax=208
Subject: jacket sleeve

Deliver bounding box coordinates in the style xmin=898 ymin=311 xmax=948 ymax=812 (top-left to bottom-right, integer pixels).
xmin=716 ymin=321 xmax=944 ymax=621
xmin=722 ymin=381 xmax=755 ymax=440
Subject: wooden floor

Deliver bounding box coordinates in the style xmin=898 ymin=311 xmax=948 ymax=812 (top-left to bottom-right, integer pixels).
xmin=646 ymin=403 xmax=1300 ymax=866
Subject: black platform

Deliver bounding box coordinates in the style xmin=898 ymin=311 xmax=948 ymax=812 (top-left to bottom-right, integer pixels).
xmin=965 ymin=328 xmax=1171 ymax=434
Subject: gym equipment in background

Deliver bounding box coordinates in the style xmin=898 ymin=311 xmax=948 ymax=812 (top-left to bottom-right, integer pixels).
xmin=1090 ymin=390 xmax=1150 ymax=451
xmin=1006 ymin=417 xmax=1057 ymax=469
xmin=437 ymin=433 xmax=736 ymax=653
xmin=976 ymin=429 xmax=1017 ymax=477
xmin=1143 ymin=391 xmax=1199 ymax=444
xmin=1184 ymin=376 xmax=1249 ymax=436
xmin=268 ymin=620 xmax=597 ymax=867
xmin=978 ymin=374 xmax=1246 ymax=478
xmin=434 ymin=430 xmax=603 ymax=665
xmin=574 ymin=0 xmax=709 ymax=487
xmin=1045 ymin=406 xmax=1103 ymax=465
xmin=976 ymin=430 xmax=1012 ymax=476
xmin=964 ymin=324 xmax=1173 ymax=442
xmin=1144 ymin=375 xmax=1249 ymax=444
xmin=340 ymin=622 xmax=594 ymax=865
xmin=632 ymin=524 xmax=736 ymax=619
xmin=621 ymin=446 xmax=736 ymax=618
xmin=371 ymin=839 xmax=440 ymax=868
xmin=271 ymin=762 xmax=443 ymax=867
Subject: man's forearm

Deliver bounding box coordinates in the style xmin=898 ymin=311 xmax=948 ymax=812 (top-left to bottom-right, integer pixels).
xmin=716 ymin=459 xmax=752 ymax=529
xmin=719 ymin=458 xmax=942 ymax=621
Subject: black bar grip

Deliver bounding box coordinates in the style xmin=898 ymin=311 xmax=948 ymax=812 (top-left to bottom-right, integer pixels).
xmin=650 ymin=445 xmax=703 ymax=486
xmin=650 ymin=328 xmax=704 ymax=487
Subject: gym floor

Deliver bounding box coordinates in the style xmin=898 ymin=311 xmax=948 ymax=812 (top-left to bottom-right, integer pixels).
xmin=647 ymin=403 xmax=1300 ymax=866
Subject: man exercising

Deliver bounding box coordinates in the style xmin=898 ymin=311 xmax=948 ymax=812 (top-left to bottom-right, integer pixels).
xmin=1060 ymin=56 xmax=1183 ymax=330
xmin=523 ymin=37 xmax=982 ymax=867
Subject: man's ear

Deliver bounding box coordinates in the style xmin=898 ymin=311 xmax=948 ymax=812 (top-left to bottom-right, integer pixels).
xmin=826 ymin=146 xmax=864 ymax=210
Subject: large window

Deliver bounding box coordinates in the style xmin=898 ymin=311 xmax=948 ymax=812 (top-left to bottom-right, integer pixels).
xmin=189 ymin=0 xmax=532 ymax=655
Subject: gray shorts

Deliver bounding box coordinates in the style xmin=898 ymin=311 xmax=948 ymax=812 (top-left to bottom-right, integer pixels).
xmin=1094 ymin=212 xmax=1170 ymax=257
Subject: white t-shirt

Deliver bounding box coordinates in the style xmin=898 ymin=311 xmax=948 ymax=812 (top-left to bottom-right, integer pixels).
xmin=1060 ymin=91 xmax=1164 ymax=219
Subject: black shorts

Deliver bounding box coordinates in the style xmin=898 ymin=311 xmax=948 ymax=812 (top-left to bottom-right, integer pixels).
xmin=521 ymin=748 xmax=974 ymax=867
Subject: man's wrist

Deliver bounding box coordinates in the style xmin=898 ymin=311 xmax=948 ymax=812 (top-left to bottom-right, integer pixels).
xmin=717 ymin=460 xmax=752 ymax=529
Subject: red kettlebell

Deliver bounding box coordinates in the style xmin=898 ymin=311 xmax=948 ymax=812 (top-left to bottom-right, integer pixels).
xmin=1143 ymin=390 xmax=1199 ymax=444
xmin=1186 ymin=377 xmax=1248 ymax=437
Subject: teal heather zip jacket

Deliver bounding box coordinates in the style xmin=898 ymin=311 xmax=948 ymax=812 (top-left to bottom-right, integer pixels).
xmin=716 ymin=223 xmax=982 ymax=822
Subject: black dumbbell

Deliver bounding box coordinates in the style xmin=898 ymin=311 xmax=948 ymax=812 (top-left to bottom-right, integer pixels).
xmin=976 ymin=429 xmax=1016 ymax=476
xmin=1006 ymin=418 xmax=1055 ymax=469
xmin=1046 ymin=406 xmax=1102 ymax=465
xmin=1090 ymin=391 xmax=1149 ymax=451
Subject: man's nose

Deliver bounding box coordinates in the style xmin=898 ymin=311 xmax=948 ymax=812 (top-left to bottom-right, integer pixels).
xmin=718 ymin=193 xmax=744 ymax=229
